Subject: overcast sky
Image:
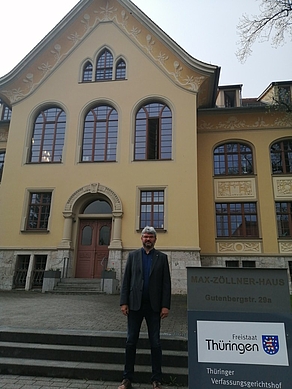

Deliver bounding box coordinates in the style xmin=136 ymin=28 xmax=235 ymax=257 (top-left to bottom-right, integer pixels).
xmin=1 ymin=0 xmax=291 ymax=97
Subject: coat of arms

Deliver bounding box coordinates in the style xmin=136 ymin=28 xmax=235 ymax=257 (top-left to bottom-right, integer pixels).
xmin=262 ymin=335 xmax=279 ymax=355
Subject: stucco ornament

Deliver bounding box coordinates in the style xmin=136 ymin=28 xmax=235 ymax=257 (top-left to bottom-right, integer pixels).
xmin=38 ymin=63 xmax=53 ymax=76
xmin=121 ymin=10 xmax=128 ymax=27
xmin=218 ymin=242 xmax=261 ymax=253
xmin=68 ymin=32 xmax=81 ymax=45
xmin=199 ymin=114 xmax=291 ymax=130
xmin=279 ymin=242 xmax=292 ymax=253
xmin=81 ymin=14 xmax=91 ymax=31
xmin=64 ymin=183 xmax=123 ymax=214
xmin=97 ymin=2 xmax=117 ymax=21
xmin=276 ymin=180 xmax=292 ymax=196
xmin=217 ymin=181 xmax=253 ymax=198
xmin=23 ymin=73 xmax=34 ymax=91
xmin=0 ymin=129 xmax=8 ymax=142
xmin=51 ymin=44 xmax=62 ymax=61
xmin=157 ymin=52 xmax=169 ymax=65
xmin=1 ymin=1 xmax=210 ymax=104
xmin=146 ymin=34 xmax=155 ymax=52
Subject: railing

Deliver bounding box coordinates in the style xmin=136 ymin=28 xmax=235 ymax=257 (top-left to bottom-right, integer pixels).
xmin=62 ymin=257 xmax=69 ymax=278
xmin=101 ymin=257 xmax=109 ymax=292
xmin=31 ymin=269 xmax=45 ymax=288
xmin=13 ymin=269 xmax=27 ymax=289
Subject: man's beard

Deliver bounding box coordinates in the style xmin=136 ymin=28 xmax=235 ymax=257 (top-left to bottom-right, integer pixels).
xmin=143 ymin=241 xmax=154 ymax=249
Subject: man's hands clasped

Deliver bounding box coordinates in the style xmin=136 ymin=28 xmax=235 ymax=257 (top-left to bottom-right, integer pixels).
xmin=121 ymin=304 xmax=169 ymax=319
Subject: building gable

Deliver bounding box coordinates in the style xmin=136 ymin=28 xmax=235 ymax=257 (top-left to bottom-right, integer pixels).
xmin=0 ymin=0 xmax=219 ymax=108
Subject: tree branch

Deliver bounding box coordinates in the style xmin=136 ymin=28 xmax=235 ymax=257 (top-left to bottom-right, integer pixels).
xmin=236 ymin=0 xmax=292 ymax=62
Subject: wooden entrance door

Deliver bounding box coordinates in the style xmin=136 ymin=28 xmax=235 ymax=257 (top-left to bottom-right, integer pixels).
xmin=76 ymin=219 xmax=111 ymax=278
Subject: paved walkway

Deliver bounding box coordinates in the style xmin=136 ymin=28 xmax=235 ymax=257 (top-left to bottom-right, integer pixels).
xmin=0 ymin=291 xmax=188 ymax=389
xmin=0 ymin=375 xmax=180 ymax=388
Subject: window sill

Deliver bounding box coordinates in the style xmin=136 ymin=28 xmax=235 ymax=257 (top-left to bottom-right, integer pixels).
xmin=21 ymin=229 xmax=50 ymax=233
xmin=216 ymin=237 xmax=261 ymax=240
xmin=80 ymin=160 xmax=116 ymax=163
xmin=137 ymin=229 xmax=167 ymax=233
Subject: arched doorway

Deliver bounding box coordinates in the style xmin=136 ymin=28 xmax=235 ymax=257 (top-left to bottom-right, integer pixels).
xmin=59 ymin=183 xmax=123 ymax=278
xmin=76 ymin=200 xmax=112 ymax=278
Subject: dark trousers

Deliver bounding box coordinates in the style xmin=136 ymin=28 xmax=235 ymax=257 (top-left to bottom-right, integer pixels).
xmin=123 ymin=302 xmax=162 ymax=383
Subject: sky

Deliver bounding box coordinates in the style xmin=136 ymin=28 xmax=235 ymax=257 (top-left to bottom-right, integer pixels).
xmin=1 ymin=0 xmax=291 ymax=98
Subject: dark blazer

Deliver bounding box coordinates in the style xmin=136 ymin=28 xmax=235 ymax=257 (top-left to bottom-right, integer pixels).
xmin=120 ymin=248 xmax=171 ymax=312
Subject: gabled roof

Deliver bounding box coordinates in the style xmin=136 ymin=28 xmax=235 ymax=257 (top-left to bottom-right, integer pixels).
xmin=0 ymin=0 xmax=220 ymax=108
xmin=258 ymin=80 xmax=292 ymax=101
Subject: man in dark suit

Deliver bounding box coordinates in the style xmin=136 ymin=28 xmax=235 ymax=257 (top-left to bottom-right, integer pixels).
xmin=118 ymin=226 xmax=171 ymax=389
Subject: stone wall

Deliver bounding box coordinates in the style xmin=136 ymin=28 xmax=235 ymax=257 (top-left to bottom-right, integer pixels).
xmin=0 ymin=250 xmax=16 ymax=290
xmin=4 ymin=250 xmax=290 ymax=294
xmin=0 ymin=249 xmax=70 ymax=290
xmin=1 ymin=248 xmax=201 ymax=293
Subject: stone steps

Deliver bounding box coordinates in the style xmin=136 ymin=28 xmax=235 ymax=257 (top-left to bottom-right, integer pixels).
xmin=48 ymin=278 xmax=105 ymax=294
xmin=0 ymin=329 xmax=188 ymax=385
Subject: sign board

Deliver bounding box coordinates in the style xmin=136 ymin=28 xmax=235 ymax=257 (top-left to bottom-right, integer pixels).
xmin=187 ymin=267 xmax=292 ymax=388
xmin=197 ymin=320 xmax=289 ymax=366
xmin=187 ymin=267 xmax=291 ymax=312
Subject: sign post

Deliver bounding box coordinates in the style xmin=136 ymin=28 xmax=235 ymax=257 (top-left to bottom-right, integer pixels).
xmin=187 ymin=267 xmax=292 ymax=388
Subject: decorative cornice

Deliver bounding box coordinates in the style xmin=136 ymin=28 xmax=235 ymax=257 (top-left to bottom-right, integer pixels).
xmin=279 ymin=241 xmax=292 ymax=253
xmin=198 ymin=111 xmax=292 ymax=130
xmin=64 ymin=182 xmax=123 ymax=213
xmin=0 ymin=128 xmax=8 ymax=142
xmin=0 ymin=0 xmax=218 ymax=107
xmin=273 ymin=177 xmax=292 ymax=199
xmin=217 ymin=241 xmax=262 ymax=254
xmin=214 ymin=178 xmax=257 ymax=200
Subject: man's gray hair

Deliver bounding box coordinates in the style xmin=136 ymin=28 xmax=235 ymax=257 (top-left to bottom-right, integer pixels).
xmin=141 ymin=226 xmax=157 ymax=236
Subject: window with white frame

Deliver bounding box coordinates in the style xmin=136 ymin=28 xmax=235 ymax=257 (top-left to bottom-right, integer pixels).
xmin=0 ymin=150 xmax=5 ymax=181
xmin=115 ymin=58 xmax=126 ymax=79
xmin=82 ymin=105 xmax=118 ymax=162
xmin=275 ymin=202 xmax=292 ymax=237
xmin=139 ymin=189 xmax=165 ymax=230
xmin=29 ymin=107 xmax=66 ymax=163
xmin=214 ymin=142 xmax=254 ymax=175
xmin=82 ymin=61 xmax=93 ymax=82
xmin=95 ymin=49 xmax=113 ymax=81
xmin=270 ymin=139 xmax=292 ymax=174
xmin=26 ymin=192 xmax=52 ymax=230
xmin=134 ymin=102 xmax=172 ymax=161
xmin=216 ymin=202 xmax=259 ymax=238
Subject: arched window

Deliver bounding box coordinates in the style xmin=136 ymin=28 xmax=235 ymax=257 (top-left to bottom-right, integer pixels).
xmin=95 ymin=49 xmax=113 ymax=81
xmin=270 ymin=139 xmax=292 ymax=174
xmin=214 ymin=142 xmax=253 ymax=175
xmin=29 ymin=107 xmax=66 ymax=163
xmin=83 ymin=200 xmax=112 ymax=214
xmin=0 ymin=150 xmax=6 ymax=181
xmin=81 ymin=225 xmax=93 ymax=246
xmin=1 ymin=103 xmax=11 ymax=120
xmin=82 ymin=105 xmax=118 ymax=162
xmin=82 ymin=61 xmax=93 ymax=82
xmin=115 ymin=59 xmax=126 ymax=80
xmin=99 ymin=225 xmax=111 ymax=245
xmin=134 ymin=102 xmax=172 ymax=161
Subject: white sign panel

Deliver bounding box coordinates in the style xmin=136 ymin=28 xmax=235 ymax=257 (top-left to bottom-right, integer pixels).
xmin=197 ymin=321 xmax=289 ymax=366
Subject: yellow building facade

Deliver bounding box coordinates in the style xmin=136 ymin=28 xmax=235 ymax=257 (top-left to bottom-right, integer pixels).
xmin=0 ymin=0 xmax=291 ymax=293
